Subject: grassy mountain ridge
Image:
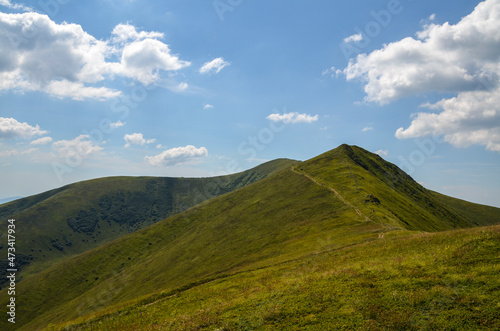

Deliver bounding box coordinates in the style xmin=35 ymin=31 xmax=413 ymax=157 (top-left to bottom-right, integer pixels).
xmin=0 ymin=158 xmax=297 ymax=282
xmin=10 ymin=167 xmax=375 ymax=330
xmin=297 ymin=144 xmax=486 ymax=231
xmin=2 ymin=144 xmax=499 ymax=330
xmin=431 ymin=191 xmax=500 ymax=226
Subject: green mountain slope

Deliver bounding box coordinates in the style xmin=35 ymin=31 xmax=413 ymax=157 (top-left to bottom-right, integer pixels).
xmin=2 ymin=145 xmax=499 ymax=330
xmin=62 ymin=224 xmax=500 ymax=330
xmin=296 ymin=144 xmax=494 ymax=231
xmin=0 ymin=158 xmax=297 ymax=282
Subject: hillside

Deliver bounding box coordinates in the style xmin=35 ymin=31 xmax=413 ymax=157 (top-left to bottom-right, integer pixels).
xmin=61 ymin=224 xmax=500 ymax=330
xmin=1 ymin=145 xmax=499 ymax=330
xmin=295 ymin=144 xmax=492 ymax=231
xmin=0 ymin=158 xmax=297 ymax=283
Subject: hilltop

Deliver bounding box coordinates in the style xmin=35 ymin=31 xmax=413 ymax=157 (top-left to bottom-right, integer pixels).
xmin=1 ymin=144 xmax=499 ymax=330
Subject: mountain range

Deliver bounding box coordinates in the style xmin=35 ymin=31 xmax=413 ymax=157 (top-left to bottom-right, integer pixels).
xmin=1 ymin=144 xmax=499 ymax=330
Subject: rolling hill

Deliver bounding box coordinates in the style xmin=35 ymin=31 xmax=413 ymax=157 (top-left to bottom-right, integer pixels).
xmin=1 ymin=144 xmax=499 ymax=330
xmin=0 ymin=158 xmax=297 ymax=284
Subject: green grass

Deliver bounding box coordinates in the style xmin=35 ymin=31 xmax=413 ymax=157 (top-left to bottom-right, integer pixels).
xmin=0 ymin=158 xmax=297 ymax=283
xmin=1 ymin=144 xmax=499 ymax=330
xmin=297 ymin=145 xmax=493 ymax=231
xmin=55 ymin=225 xmax=500 ymax=330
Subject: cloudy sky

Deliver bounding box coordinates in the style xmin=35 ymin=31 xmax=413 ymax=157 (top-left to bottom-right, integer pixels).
xmin=1 ymin=0 xmax=499 ymax=207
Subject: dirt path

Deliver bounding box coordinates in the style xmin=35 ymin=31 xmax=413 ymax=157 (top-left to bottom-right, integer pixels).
xmin=291 ymin=167 xmax=372 ymax=223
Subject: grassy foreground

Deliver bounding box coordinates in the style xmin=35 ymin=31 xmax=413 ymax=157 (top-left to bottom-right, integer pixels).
xmin=54 ymin=224 xmax=500 ymax=330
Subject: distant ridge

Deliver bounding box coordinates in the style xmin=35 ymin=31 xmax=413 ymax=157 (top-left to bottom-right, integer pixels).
xmin=0 ymin=158 xmax=297 ymax=282
xmin=0 ymin=196 xmax=22 ymax=205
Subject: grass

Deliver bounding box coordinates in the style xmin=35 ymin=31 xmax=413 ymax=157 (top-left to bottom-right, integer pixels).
xmin=0 ymin=158 xmax=297 ymax=283
xmin=54 ymin=225 xmax=500 ymax=330
xmin=1 ymin=144 xmax=499 ymax=330
xmin=297 ymin=145 xmax=492 ymax=231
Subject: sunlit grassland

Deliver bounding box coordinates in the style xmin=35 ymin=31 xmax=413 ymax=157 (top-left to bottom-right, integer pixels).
xmin=56 ymin=225 xmax=500 ymax=330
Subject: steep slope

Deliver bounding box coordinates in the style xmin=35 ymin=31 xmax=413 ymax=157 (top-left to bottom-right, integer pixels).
xmin=0 ymin=158 xmax=297 ymax=283
xmin=296 ymin=144 xmax=496 ymax=231
xmin=4 ymin=145 xmax=499 ymax=330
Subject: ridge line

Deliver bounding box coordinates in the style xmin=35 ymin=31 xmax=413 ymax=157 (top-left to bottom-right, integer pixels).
xmin=290 ymin=166 xmax=371 ymax=223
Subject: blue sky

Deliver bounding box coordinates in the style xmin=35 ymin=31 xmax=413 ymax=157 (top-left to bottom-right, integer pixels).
xmin=1 ymin=0 xmax=499 ymax=207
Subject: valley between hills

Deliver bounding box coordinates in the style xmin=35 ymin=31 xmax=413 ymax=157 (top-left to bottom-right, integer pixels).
xmin=1 ymin=144 xmax=499 ymax=330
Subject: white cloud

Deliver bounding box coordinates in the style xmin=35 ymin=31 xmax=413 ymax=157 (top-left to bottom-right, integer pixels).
xmin=172 ymin=82 xmax=189 ymax=92
xmin=146 ymin=145 xmax=208 ymax=167
xmin=344 ymin=33 xmax=363 ymax=43
xmin=111 ymin=23 xmax=164 ymax=43
xmin=0 ymin=0 xmax=31 ymax=11
xmin=343 ymin=0 xmax=500 ymax=104
xmin=0 ymin=12 xmax=190 ymax=100
xmin=109 ymin=120 xmax=126 ymax=129
xmin=203 ymin=104 xmax=214 ymax=110
xmin=119 ymin=38 xmax=191 ymax=85
xmin=44 ymin=80 xmax=121 ymax=101
xmin=22 ymin=147 xmax=38 ymax=154
xmin=52 ymin=135 xmax=103 ymax=157
xmin=343 ymin=0 xmax=500 ymax=153
xmin=362 ymin=126 xmax=374 ymax=132
xmin=321 ymin=66 xmax=342 ymax=78
xmin=30 ymin=137 xmax=52 ymax=145
xmin=199 ymin=57 xmax=230 ymax=74
xmin=396 ymin=86 xmax=500 ymax=152
xmin=0 ymin=150 xmax=18 ymax=157
xmin=0 ymin=117 xmax=46 ymax=139
xmin=124 ymin=133 xmax=156 ymax=148
xmin=0 ymin=148 xmax=35 ymax=157
xmin=266 ymin=112 xmax=319 ymax=124
xmin=375 ymin=150 xmax=389 ymax=157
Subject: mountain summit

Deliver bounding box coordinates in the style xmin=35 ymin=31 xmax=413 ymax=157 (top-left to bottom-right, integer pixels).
xmin=296 ymin=144 xmax=497 ymax=232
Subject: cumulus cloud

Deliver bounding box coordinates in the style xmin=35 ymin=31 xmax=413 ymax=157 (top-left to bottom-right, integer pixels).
xmin=119 ymin=38 xmax=191 ymax=84
xmin=52 ymin=135 xmax=103 ymax=157
xmin=0 ymin=13 xmax=190 ymax=100
xmin=109 ymin=120 xmax=126 ymax=129
xmin=396 ymin=86 xmax=500 ymax=152
xmin=0 ymin=117 xmax=46 ymax=139
xmin=124 ymin=133 xmax=156 ymax=148
xmin=111 ymin=23 xmax=164 ymax=43
xmin=0 ymin=0 xmax=31 ymax=11
xmin=30 ymin=136 xmax=52 ymax=145
xmin=146 ymin=145 xmax=208 ymax=167
xmin=344 ymin=33 xmax=363 ymax=43
xmin=342 ymin=0 xmax=500 ymax=153
xmin=343 ymin=0 xmax=500 ymax=104
xmin=362 ymin=126 xmax=374 ymax=132
xmin=266 ymin=112 xmax=319 ymax=124
xmin=203 ymin=104 xmax=214 ymax=110
xmin=199 ymin=57 xmax=230 ymax=74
